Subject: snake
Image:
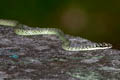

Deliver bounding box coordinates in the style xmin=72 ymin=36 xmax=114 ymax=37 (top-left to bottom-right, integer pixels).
xmin=0 ymin=19 xmax=112 ymax=51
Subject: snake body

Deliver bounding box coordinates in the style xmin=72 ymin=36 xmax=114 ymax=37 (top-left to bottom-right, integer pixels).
xmin=0 ymin=19 xmax=112 ymax=51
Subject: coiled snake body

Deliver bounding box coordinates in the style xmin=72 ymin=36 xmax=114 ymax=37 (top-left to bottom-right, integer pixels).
xmin=0 ymin=19 xmax=112 ymax=51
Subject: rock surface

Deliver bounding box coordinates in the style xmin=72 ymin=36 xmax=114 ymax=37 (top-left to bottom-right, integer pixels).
xmin=0 ymin=25 xmax=120 ymax=80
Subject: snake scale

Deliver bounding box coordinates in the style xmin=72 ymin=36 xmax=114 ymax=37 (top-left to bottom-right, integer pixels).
xmin=0 ymin=19 xmax=112 ymax=51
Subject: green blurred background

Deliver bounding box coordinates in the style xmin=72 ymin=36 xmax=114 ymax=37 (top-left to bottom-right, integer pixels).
xmin=0 ymin=0 xmax=120 ymax=45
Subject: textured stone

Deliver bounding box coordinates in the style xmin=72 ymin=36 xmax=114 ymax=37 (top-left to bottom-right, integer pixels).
xmin=0 ymin=25 xmax=120 ymax=80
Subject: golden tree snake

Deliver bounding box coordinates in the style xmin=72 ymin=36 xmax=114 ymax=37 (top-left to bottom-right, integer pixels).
xmin=0 ymin=19 xmax=112 ymax=51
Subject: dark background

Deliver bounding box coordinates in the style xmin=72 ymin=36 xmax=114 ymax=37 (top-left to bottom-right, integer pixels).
xmin=0 ymin=0 xmax=120 ymax=45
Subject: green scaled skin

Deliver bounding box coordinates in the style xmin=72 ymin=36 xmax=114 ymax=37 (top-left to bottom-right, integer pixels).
xmin=0 ymin=19 xmax=112 ymax=51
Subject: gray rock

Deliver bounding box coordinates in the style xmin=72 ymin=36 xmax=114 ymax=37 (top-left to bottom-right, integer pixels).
xmin=0 ymin=25 xmax=120 ymax=80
